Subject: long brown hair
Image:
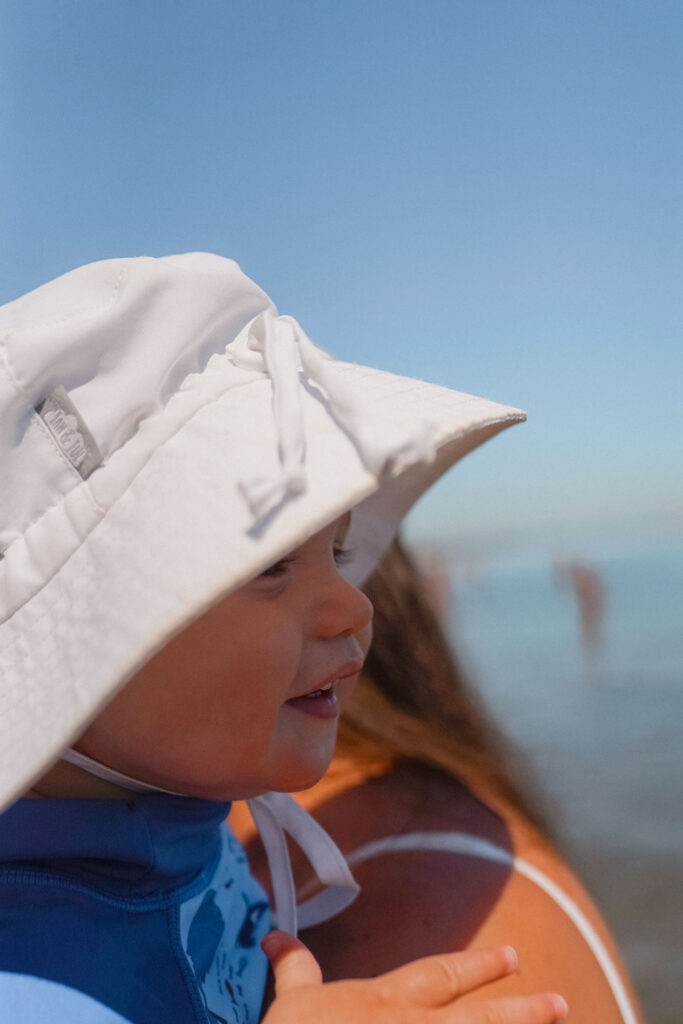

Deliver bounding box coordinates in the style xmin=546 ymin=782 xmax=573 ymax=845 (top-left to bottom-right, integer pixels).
xmin=337 ymin=538 xmax=548 ymax=830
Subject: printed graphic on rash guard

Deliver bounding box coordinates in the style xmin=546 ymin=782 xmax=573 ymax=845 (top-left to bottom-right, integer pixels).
xmin=180 ymin=827 xmax=270 ymax=1024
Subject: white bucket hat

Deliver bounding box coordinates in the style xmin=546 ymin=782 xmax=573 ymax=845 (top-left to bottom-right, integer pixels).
xmin=0 ymin=252 xmax=525 ymax=813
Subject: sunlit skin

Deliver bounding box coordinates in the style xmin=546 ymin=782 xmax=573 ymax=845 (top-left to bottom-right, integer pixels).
xmin=31 ymin=515 xmax=373 ymax=801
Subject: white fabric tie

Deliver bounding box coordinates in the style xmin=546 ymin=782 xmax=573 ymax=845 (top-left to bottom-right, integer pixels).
xmin=230 ymin=312 xmax=439 ymax=520
xmin=246 ymin=790 xmax=360 ymax=934
xmin=62 ymin=747 xmax=181 ymax=794
xmin=61 ymin=748 xmax=358 ymax=935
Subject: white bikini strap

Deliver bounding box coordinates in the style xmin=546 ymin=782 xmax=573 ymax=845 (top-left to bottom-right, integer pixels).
xmin=60 ymin=749 xmax=360 ymax=937
xmin=347 ymin=831 xmax=638 ymax=1024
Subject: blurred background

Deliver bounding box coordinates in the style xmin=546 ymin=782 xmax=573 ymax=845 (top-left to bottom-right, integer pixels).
xmin=2 ymin=2 xmax=681 ymax=1019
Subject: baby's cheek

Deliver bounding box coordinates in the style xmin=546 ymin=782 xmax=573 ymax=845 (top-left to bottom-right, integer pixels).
xmin=357 ymin=622 xmax=373 ymax=658
xmin=234 ymin=647 xmax=300 ymax=716
xmin=220 ymin=611 xmax=303 ymax=713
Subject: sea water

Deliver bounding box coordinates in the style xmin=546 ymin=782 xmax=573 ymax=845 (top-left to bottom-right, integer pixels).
xmin=448 ymin=536 xmax=683 ymax=1024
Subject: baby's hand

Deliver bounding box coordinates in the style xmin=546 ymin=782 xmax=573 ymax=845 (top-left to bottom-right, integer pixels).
xmin=260 ymin=930 xmax=569 ymax=1023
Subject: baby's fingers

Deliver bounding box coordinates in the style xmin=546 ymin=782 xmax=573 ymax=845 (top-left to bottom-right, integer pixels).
xmin=451 ymin=993 xmax=569 ymax=1024
xmin=383 ymin=945 xmax=519 ymax=1006
xmin=261 ymin=930 xmax=323 ymax=993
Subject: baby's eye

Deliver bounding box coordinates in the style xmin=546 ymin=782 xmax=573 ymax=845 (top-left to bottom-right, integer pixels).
xmin=333 ymin=545 xmax=354 ymax=568
xmin=259 ymin=557 xmax=294 ymax=579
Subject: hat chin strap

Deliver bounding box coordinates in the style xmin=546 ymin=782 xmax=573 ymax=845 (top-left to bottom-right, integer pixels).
xmin=62 ymin=746 xmax=183 ymax=794
xmin=61 ymin=747 xmax=359 ymax=936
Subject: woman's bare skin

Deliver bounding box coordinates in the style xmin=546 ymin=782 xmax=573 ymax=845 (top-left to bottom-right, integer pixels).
xmin=232 ymin=759 xmax=643 ymax=1023
xmin=261 ymin=929 xmax=569 ymax=1024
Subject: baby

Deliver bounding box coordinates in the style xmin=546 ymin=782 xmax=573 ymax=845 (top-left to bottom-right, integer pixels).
xmin=0 ymin=253 xmax=568 ymax=1024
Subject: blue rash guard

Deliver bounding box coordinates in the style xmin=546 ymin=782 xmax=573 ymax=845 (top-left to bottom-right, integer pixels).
xmin=0 ymin=795 xmax=270 ymax=1024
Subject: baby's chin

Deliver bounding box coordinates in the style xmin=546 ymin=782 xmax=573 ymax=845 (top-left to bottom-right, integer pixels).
xmin=261 ymin=756 xmax=337 ymax=797
xmin=178 ymin=760 xmax=336 ymax=802
xmin=267 ymin=748 xmax=340 ymax=798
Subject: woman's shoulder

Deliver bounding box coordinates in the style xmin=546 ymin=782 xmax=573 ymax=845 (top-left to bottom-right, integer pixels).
xmin=298 ymin=763 xmax=644 ymax=1024
xmin=295 ymin=759 xmax=510 ymax=850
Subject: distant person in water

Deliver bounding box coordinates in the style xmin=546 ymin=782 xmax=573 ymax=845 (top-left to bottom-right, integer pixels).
xmin=233 ymin=539 xmax=643 ymax=1024
xmin=555 ymin=560 xmax=606 ymax=650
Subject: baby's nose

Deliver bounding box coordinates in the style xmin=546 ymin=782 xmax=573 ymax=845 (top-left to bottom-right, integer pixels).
xmin=315 ymin=578 xmax=373 ymax=640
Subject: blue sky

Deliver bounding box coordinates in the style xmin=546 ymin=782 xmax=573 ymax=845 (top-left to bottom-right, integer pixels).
xmin=2 ymin=1 xmax=681 ymax=549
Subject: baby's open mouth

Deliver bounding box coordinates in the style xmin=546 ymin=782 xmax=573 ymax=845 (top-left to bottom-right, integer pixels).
xmin=298 ymin=681 xmax=334 ymax=699
xmin=285 ymin=659 xmax=363 ymax=718
xmin=285 ymin=680 xmax=342 ymax=719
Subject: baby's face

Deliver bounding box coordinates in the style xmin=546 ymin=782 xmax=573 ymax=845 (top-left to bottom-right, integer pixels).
xmin=76 ymin=514 xmax=373 ymax=800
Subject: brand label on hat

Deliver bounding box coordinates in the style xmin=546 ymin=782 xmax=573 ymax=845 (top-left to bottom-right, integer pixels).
xmin=36 ymin=386 xmax=102 ymax=480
